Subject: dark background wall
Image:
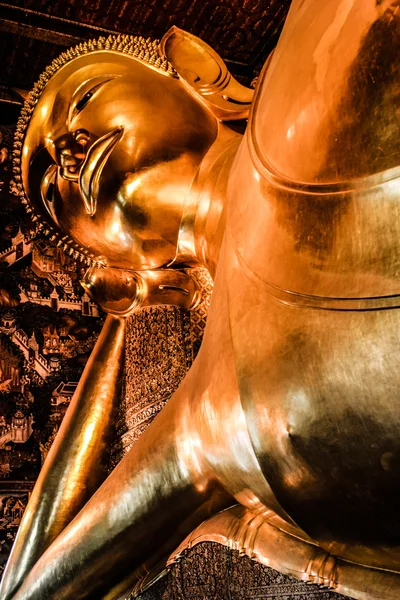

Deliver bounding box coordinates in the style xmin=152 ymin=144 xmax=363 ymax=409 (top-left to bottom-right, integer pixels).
xmin=0 ymin=0 xmax=290 ymax=91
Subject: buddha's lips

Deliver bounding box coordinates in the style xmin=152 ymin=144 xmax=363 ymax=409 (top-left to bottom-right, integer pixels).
xmin=79 ymin=126 xmax=124 ymax=217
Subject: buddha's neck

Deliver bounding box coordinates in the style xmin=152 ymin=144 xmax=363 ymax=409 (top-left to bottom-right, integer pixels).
xmin=173 ymin=123 xmax=242 ymax=278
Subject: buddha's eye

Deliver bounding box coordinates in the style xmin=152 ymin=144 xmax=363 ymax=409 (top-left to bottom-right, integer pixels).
xmin=40 ymin=164 xmax=60 ymax=226
xmin=75 ymin=90 xmax=94 ymax=113
xmin=46 ymin=182 xmax=55 ymax=203
xmin=74 ymin=80 xmax=109 ymax=114
xmin=69 ymin=77 xmax=115 ymax=125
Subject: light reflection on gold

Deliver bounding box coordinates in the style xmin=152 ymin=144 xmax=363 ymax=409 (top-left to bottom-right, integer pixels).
xmin=124 ymin=175 xmax=142 ymax=198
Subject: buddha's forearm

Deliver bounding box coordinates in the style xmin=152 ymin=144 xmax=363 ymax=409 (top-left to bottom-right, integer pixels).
xmin=0 ymin=314 xmax=126 ymax=600
xmin=9 ymin=394 xmax=228 ymax=600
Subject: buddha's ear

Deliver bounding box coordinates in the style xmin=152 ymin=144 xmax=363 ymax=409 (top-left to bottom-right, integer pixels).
xmin=159 ymin=26 xmax=254 ymax=121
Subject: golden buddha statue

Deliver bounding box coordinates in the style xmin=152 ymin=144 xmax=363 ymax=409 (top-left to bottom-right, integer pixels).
xmin=2 ymin=1 xmax=400 ymax=598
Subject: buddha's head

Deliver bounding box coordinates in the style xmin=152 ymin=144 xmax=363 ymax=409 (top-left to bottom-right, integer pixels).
xmin=16 ymin=29 xmax=253 ymax=271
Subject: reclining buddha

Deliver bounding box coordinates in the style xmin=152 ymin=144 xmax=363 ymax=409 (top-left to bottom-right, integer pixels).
xmin=2 ymin=1 xmax=400 ymax=598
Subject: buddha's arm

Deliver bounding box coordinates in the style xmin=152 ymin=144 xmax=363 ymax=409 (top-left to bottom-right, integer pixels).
xmin=9 ymin=365 xmax=231 ymax=600
xmin=0 ymin=313 xmax=126 ymax=600
xmin=4 ymin=260 xmax=244 ymax=600
xmin=0 ymin=266 xmax=201 ymax=600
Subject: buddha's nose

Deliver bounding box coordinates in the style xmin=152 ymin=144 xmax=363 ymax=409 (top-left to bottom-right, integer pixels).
xmin=54 ymin=129 xmax=90 ymax=182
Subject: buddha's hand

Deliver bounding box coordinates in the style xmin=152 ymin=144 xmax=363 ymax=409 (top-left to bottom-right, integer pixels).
xmin=81 ymin=266 xmax=201 ymax=317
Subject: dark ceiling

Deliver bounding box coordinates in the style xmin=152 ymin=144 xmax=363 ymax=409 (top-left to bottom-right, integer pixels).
xmin=0 ymin=0 xmax=292 ymax=92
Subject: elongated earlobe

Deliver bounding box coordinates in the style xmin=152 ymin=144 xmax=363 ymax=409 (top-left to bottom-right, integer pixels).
xmin=160 ymin=26 xmax=254 ymax=121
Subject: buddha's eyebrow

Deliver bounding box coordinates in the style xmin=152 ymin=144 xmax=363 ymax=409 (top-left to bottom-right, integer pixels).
xmin=68 ymin=76 xmax=117 ymax=128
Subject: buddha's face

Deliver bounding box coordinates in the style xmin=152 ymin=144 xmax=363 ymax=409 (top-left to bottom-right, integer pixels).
xmin=22 ymin=49 xmax=217 ymax=269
